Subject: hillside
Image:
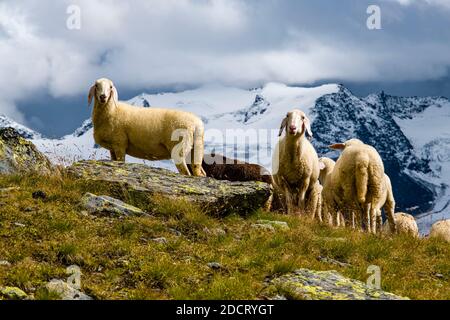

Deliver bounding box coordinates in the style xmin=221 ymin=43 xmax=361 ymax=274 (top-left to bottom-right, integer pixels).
xmin=0 ymin=172 xmax=448 ymax=300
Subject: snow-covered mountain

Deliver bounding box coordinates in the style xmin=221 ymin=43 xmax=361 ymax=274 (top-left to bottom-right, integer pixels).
xmin=0 ymin=115 xmax=41 ymax=139
xmin=1 ymin=83 xmax=448 ymax=232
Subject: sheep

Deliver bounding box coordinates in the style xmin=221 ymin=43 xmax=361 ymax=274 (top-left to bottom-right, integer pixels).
xmin=318 ymin=157 xmax=342 ymax=226
xmin=429 ymin=220 xmax=450 ymax=242
xmin=88 ymin=78 xmax=205 ymax=176
xmin=272 ymin=109 xmax=320 ymax=218
xmin=322 ymin=139 xmax=396 ymax=234
xmin=189 ymin=153 xmax=284 ymax=211
xmin=382 ymin=212 xmax=419 ymax=238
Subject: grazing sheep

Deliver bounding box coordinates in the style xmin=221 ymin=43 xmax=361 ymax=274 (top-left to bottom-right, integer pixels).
xmin=324 ymin=139 xmax=395 ymax=234
xmin=429 ymin=220 xmax=450 ymax=242
xmin=189 ymin=153 xmax=284 ymax=211
xmin=88 ymin=78 xmax=205 ymax=176
xmin=382 ymin=212 xmax=419 ymax=238
xmin=272 ymin=109 xmax=320 ymax=218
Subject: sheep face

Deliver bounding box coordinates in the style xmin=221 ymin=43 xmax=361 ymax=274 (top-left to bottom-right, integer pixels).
xmin=278 ymin=109 xmax=312 ymax=138
xmin=88 ymin=78 xmax=118 ymax=106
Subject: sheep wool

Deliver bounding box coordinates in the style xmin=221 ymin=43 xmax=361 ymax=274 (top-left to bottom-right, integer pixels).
xmin=326 ymin=139 xmax=395 ymax=234
xmin=430 ymin=220 xmax=450 ymax=242
xmin=382 ymin=212 xmax=419 ymax=238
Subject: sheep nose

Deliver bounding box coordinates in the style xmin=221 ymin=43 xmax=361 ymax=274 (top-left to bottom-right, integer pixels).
xmin=99 ymin=94 xmax=107 ymax=100
xmin=289 ymin=125 xmax=297 ymax=131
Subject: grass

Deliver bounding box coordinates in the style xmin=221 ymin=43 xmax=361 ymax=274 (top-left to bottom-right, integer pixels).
xmin=0 ymin=172 xmax=448 ymax=300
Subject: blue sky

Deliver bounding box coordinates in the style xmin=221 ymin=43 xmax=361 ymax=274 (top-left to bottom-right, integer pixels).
xmin=1 ymin=0 xmax=450 ymax=136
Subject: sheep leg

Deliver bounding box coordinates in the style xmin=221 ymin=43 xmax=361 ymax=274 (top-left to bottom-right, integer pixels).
xmin=362 ymin=204 xmax=371 ymax=233
xmin=339 ymin=212 xmax=346 ymax=227
xmin=190 ymin=164 xmax=204 ymax=177
xmin=110 ymin=150 xmax=117 ymax=161
xmin=370 ymin=206 xmax=378 ymax=234
xmin=176 ymin=161 xmax=192 ymax=176
xmin=376 ymin=210 xmax=383 ymax=234
xmin=384 ymin=201 xmax=397 ymax=234
xmin=113 ymin=149 xmax=126 ymax=162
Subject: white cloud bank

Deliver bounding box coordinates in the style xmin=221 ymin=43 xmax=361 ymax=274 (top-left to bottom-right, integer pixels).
xmin=0 ymin=0 xmax=449 ymax=123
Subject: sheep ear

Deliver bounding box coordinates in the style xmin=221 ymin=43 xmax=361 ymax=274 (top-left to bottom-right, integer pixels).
xmin=111 ymin=85 xmax=119 ymax=105
xmin=88 ymin=85 xmax=96 ymax=107
xmin=278 ymin=117 xmax=288 ymax=137
xmin=329 ymin=143 xmax=346 ymax=150
xmin=319 ymin=161 xmax=326 ymax=171
xmin=303 ymin=116 xmax=313 ymax=137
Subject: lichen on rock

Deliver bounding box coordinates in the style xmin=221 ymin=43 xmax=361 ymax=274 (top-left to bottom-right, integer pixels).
xmin=0 ymin=127 xmax=53 ymax=175
xmin=68 ymin=160 xmax=272 ymax=217
xmin=266 ymin=269 xmax=409 ymax=300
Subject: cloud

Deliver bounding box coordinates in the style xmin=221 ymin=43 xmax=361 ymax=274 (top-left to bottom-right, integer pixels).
xmin=0 ymin=0 xmax=449 ymax=123
xmin=388 ymin=0 xmax=450 ymax=9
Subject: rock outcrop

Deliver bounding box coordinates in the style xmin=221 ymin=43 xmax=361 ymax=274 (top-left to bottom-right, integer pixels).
xmin=0 ymin=286 xmax=28 ymax=300
xmin=266 ymin=269 xmax=408 ymax=300
xmin=45 ymin=280 xmax=93 ymax=300
xmin=68 ymin=160 xmax=272 ymax=217
xmin=81 ymin=193 xmax=145 ymax=217
xmin=0 ymin=127 xmax=53 ymax=175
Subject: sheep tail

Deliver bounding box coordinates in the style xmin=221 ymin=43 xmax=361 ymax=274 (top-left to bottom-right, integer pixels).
xmin=355 ymin=156 xmax=369 ymax=205
xmin=191 ymin=123 xmax=205 ymax=175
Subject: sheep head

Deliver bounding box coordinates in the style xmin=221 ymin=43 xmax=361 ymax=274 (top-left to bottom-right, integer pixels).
xmin=318 ymin=157 xmax=336 ymax=185
xmin=88 ymin=78 xmax=118 ymax=107
xmin=278 ymin=109 xmax=313 ymax=138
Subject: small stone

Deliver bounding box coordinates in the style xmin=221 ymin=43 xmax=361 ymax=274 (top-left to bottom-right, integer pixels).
xmin=152 ymin=237 xmax=168 ymax=245
xmin=251 ymin=223 xmax=275 ymax=232
xmin=256 ymin=220 xmax=290 ymax=231
xmin=0 ymin=260 xmax=11 ymax=267
xmin=203 ymin=227 xmax=211 ymax=234
xmin=14 ymin=222 xmax=26 ymax=227
xmin=207 ymin=262 xmax=223 ymax=270
xmin=212 ymin=228 xmax=226 ymax=236
xmin=168 ymin=228 xmax=182 ymax=237
xmin=45 ymin=279 xmax=92 ymax=300
xmin=81 ymin=193 xmax=145 ymax=217
xmin=434 ymin=273 xmax=444 ymax=279
xmin=0 ymin=286 xmax=28 ymax=300
xmin=117 ymin=260 xmax=130 ymax=267
xmin=32 ymin=190 xmax=47 ymax=200
xmin=0 ymin=187 xmax=21 ymax=195
xmin=317 ymin=256 xmax=351 ymax=268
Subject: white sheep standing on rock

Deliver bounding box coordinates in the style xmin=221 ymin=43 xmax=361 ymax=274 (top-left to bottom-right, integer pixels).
xmin=88 ymin=78 xmax=206 ymax=176
xmin=272 ymin=109 xmax=320 ymax=218
xmin=321 ymin=139 xmax=396 ymax=234
xmin=382 ymin=212 xmax=419 ymax=238
xmin=429 ymin=220 xmax=450 ymax=242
